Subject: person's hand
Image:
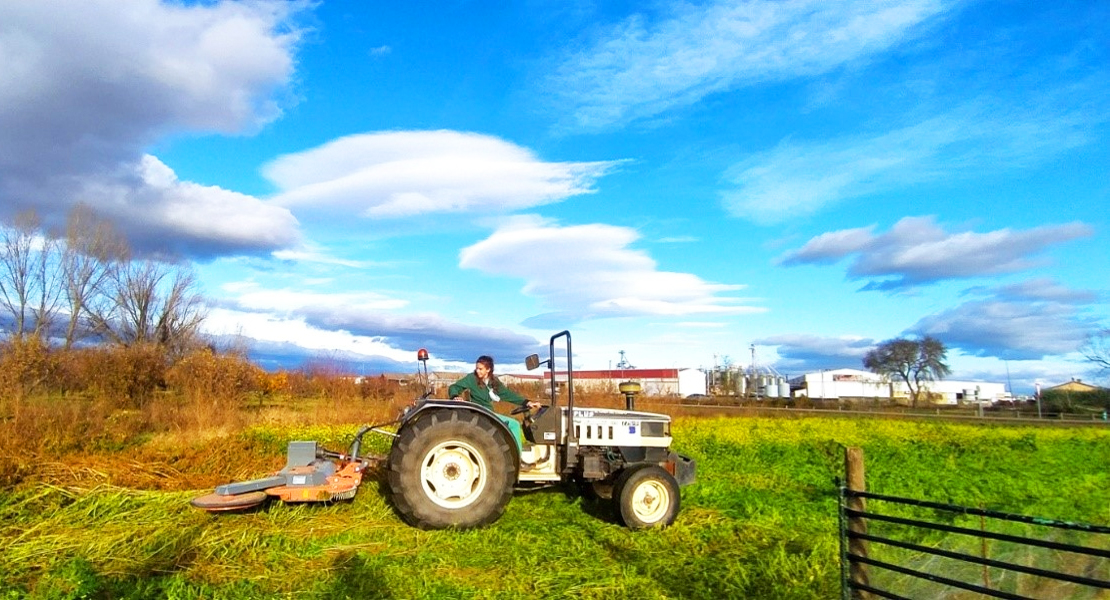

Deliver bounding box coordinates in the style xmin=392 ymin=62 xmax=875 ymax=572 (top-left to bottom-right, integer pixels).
xmin=526 ymin=400 xmax=543 ymax=410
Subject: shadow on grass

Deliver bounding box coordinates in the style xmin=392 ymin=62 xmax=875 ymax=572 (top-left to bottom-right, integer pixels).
xmin=368 ymin=470 xmax=626 ymax=529
xmin=326 ymin=551 xmax=395 ymax=599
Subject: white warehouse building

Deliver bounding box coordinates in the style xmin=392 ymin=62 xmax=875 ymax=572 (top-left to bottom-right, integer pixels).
xmin=791 ymin=369 xmax=1008 ymax=405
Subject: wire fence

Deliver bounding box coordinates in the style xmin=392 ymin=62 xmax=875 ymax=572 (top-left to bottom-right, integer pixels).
xmin=669 ymin=402 xmax=1110 ymax=428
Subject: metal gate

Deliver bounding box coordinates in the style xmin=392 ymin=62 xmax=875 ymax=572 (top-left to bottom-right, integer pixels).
xmin=838 ymin=447 xmax=1110 ymax=599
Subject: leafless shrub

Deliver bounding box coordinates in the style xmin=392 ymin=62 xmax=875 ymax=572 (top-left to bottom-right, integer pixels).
xmin=65 ymin=343 xmax=169 ymax=408
xmin=0 ymin=336 xmax=58 ymax=402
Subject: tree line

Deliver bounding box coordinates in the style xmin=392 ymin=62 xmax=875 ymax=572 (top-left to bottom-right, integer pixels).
xmin=0 ymin=207 xmax=205 ymax=354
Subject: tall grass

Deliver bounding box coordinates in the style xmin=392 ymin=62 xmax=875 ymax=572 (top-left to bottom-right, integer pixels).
xmin=0 ymin=341 xmax=410 ymax=491
xmin=3 ymin=409 xmax=1109 ymax=598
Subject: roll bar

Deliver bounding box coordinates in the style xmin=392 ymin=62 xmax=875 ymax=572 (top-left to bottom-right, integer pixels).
xmin=525 ymin=330 xmax=575 ymax=445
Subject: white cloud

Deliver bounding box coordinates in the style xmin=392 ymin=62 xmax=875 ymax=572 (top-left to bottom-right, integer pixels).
xmin=722 ymin=99 xmax=1099 ymax=224
xmin=458 ymin=215 xmax=763 ymax=322
xmin=210 ymin=281 xmax=541 ymax=363
xmin=776 ymin=225 xmax=877 ymax=264
xmin=221 ymin=281 xmax=408 ymax=314
xmin=270 ymin=247 xmax=385 ymax=269
xmin=0 ymin=0 xmax=304 ymax=255
xmin=908 ymin=277 xmax=1103 ymax=360
xmin=780 ymin=216 xmax=1093 ymax=290
xmin=911 ymin=299 xmax=1097 ymax=360
xmin=265 ymin=131 xmax=621 ymax=218
xmin=988 ymin=278 xmax=1100 ymax=305
xmin=204 ymin=307 xmax=417 ymax=365
xmin=83 ymin=155 xmax=301 ymax=258
xmin=753 ymin=333 xmax=877 ymax=371
xmin=545 ymin=0 xmax=956 ymax=130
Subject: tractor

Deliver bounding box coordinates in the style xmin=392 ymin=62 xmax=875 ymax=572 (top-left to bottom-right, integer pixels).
xmin=192 ymin=330 xmax=696 ymax=530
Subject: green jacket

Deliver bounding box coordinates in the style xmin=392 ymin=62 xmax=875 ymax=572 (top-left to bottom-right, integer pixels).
xmin=448 ymin=372 xmax=527 ymax=411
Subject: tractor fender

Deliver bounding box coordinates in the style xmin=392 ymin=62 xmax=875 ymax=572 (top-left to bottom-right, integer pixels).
xmin=395 ymin=400 xmax=520 ymax=470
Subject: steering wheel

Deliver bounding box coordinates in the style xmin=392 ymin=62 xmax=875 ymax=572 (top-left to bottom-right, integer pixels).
xmin=510 ymin=403 xmax=532 ymax=415
xmin=512 ymin=403 xmax=545 ymax=428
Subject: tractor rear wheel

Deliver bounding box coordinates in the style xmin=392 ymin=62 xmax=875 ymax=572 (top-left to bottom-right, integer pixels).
xmin=612 ymin=464 xmax=680 ymax=529
xmin=387 ymin=409 xmax=516 ymax=529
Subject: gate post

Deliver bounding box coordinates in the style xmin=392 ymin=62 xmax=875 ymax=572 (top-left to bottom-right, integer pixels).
xmin=845 ymin=446 xmax=871 ymax=599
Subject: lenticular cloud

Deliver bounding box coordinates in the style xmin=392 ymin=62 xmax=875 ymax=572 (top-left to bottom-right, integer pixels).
xmin=264 ymin=130 xmax=621 ymax=218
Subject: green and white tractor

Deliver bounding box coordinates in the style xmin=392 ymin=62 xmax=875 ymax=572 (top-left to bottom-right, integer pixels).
xmin=193 ymin=330 xmax=696 ymax=530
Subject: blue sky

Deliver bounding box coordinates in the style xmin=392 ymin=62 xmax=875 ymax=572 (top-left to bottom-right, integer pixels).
xmin=2 ymin=0 xmax=1107 ymax=392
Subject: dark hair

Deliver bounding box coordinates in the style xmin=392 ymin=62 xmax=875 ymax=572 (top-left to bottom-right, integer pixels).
xmin=475 ymin=355 xmax=502 ymax=390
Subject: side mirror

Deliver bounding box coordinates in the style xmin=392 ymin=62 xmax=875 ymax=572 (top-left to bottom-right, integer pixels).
xmin=525 ymin=354 xmax=541 ymax=370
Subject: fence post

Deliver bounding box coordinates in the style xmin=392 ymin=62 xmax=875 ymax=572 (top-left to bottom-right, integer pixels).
xmin=845 ymin=447 xmax=871 ymax=599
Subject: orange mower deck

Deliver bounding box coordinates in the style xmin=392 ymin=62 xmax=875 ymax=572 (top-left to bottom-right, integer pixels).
xmin=190 ymin=439 xmax=382 ymax=513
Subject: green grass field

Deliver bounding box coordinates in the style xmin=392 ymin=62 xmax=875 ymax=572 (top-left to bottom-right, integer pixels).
xmin=3 ymin=416 xmax=1109 ymax=599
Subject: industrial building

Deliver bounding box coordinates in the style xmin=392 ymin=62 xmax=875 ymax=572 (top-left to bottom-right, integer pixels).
xmin=790 ymin=368 xmax=1008 ymax=405
xmin=384 ymin=368 xmax=707 ymax=399
xmin=390 ymin=365 xmax=1005 ymax=405
xmin=541 ymin=368 xmax=707 ymax=398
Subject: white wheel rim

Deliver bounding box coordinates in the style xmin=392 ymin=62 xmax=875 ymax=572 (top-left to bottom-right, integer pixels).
xmin=420 ymin=440 xmax=488 ymax=509
xmin=630 ymin=479 xmax=671 ymax=524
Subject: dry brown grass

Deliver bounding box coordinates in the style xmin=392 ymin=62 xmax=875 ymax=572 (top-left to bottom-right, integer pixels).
xmin=0 ymin=339 xmax=701 ymax=496
xmin=0 ymin=342 xmax=405 ymax=490
xmin=0 ymin=394 xmax=414 ymax=492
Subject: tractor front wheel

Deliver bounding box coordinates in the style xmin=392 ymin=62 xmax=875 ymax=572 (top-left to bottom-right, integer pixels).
xmin=612 ymin=464 xmax=680 ymax=529
xmin=387 ymin=409 xmax=516 ymax=529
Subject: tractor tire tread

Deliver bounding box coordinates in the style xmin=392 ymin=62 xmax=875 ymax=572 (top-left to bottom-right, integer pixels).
xmin=386 ymin=409 xmax=516 ymax=530
xmin=612 ymin=463 xmax=681 ymax=530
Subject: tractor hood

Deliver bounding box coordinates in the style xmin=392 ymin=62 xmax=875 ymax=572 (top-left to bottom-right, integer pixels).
xmin=569 ymin=407 xmax=671 ymax=422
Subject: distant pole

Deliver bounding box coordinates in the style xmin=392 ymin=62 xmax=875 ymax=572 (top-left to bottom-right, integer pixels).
xmin=845 ymin=447 xmax=870 ymax=599
xmin=712 ymin=354 xmax=718 ymax=394
xmin=1004 ymin=360 xmax=1012 ymax=397
xmin=1035 ymin=382 xmax=1043 ymax=418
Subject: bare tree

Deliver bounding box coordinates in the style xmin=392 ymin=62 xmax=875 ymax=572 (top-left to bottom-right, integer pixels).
xmin=88 ymin=257 xmax=207 ymax=355
xmin=1081 ymin=328 xmax=1110 ymax=376
xmin=1 ymin=207 xmax=210 ymax=354
xmin=0 ymin=211 xmax=64 ymax=340
xmin=60 ymin=205 xmax=126 ymax=348
xmin=153 ymin=265 xmax=207 ymax=353
xmin=0 ymin=215 xmax=36 ymax=338
xmin=863 ymin=336 xmax=951 ymax=407
xmin=31 ymin=228 xmax=63 ymax=340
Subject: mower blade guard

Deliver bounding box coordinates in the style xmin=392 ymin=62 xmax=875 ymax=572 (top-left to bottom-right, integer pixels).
xmin=215 ymin=475 xmax=288 ymax=496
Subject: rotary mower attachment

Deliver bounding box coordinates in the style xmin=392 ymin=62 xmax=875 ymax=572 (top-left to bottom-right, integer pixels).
xmin=191 ymin=426 xmax=385 ymax=512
